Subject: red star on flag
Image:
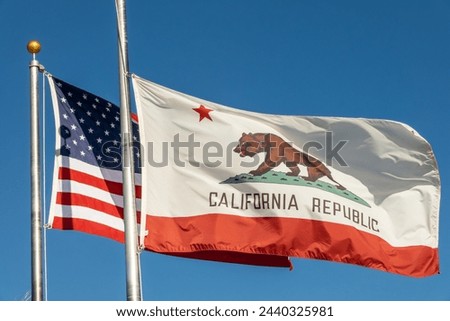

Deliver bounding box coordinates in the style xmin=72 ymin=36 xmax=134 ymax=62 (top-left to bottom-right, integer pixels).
xmin=193 ymin=105 xmax=213 ymax=122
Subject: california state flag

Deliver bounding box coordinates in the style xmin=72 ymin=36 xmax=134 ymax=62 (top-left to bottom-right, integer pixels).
xmin=132 ymin=74 xmax=440 ymax=277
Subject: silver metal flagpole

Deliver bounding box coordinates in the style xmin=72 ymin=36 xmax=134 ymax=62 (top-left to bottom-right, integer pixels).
xmin=27 ymin=40 xmax=44 ymax=301
xmin=115 ymin=0 xmax=142 ymax=301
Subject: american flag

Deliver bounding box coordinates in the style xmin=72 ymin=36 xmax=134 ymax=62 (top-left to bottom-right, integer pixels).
xmin=47 ymin=76 xmax=141 ymax=243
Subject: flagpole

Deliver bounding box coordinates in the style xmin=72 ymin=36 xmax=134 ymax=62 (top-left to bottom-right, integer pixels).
xmin=28 ymin=40 xmax=44 ymax=301
xmin=115 ymin=0 xmax=142 ymax=301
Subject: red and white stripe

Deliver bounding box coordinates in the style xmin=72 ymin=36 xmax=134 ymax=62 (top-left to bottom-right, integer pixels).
xmin=48 ymin=156 xmax=141 ymax=243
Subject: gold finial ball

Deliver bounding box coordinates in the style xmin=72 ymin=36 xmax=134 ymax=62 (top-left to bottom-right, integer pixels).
xmin=27 ymin=40 xmax=41 ymax=54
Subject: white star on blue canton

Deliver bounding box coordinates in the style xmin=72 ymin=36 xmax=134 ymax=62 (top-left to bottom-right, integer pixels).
xmin=54 ymin=77 xmax=141 ymax=174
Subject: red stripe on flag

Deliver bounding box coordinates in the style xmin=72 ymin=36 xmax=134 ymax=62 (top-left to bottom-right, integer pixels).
xmin=57 ymin=192 xmax=122 ymax=219
xmin=58 ymin=167 xmax=142 ymax=198
xmin=144 ymin=214 xmax=439 ymax=277
xmin=52 ymin=217 xmax=125 ymax=243
xmin=56 ymin=192 xmax=141 ymax=224
xmin=157 ymin=250 xmax=292 ymax=268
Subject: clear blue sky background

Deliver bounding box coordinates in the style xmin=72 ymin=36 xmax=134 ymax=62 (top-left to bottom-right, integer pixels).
xmin=1 ymin=0 xmax=449 ymax=300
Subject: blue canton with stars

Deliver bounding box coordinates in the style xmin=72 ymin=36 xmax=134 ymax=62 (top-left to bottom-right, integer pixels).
xmin=53 ymin=77 xmax=141 ymax=173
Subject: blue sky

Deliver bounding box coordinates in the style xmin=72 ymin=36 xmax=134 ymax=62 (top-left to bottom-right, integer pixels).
xmin=1 ymin=0 xmax=449 ymax=300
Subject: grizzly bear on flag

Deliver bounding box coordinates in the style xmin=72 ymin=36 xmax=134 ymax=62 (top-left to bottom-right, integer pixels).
xmin=234 ymin=132 xmax=345 ymax=190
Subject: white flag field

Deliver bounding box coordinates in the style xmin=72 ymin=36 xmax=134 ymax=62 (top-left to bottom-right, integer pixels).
xmin=132 ymin=74 xmax=440 ymax=277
